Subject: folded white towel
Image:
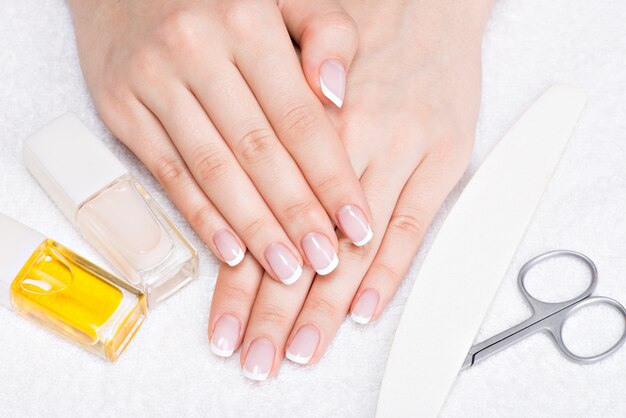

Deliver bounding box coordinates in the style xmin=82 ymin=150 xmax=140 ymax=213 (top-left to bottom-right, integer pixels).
xmin=0 ymin=0 xmax=625 ymax=417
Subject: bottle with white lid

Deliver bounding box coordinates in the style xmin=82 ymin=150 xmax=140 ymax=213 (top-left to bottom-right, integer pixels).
xmin=23 ymin=113 xmax=198 ymax=308
xmin=0 ymin=213 xmax=147 ymax=361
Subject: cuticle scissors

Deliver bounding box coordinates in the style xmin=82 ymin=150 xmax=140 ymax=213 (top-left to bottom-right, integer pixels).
xmin=463 ymin=250 xmax=626 ymax=370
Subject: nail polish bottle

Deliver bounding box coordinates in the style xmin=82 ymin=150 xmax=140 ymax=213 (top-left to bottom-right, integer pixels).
xmin=0 ymin=214 xmax=147 ymax=361
xmin=24 ymin=113 xmax=198 ymax=307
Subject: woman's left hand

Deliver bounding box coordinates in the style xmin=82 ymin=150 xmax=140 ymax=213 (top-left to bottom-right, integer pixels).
xmin=208 ymin=0 xmax=493 ymax=379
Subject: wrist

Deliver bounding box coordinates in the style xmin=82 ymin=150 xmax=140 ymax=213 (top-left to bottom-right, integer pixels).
xmin=393 ymin=0 xmax=493 ymax=32
xmin=347 ymin=0 xmax=493 ymax=51
xmin=406 ymin=0 xmax=493 ymax=42
xmin=67 ymin=0 xmax=112 ymax=25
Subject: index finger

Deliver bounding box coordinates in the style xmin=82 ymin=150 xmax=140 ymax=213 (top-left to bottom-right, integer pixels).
xmin=231 ymin=7 xmax=373 ymax=247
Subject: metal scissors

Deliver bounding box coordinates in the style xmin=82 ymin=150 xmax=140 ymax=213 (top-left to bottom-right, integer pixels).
xmin=462 ymin=250 xmax=626 ymax=370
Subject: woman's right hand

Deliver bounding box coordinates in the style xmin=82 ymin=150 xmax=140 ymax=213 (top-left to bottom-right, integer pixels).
xmin=67 ymin=0 xmax=372 ymax=284
xmin=208 ymin=0 xmax=490 ymax=378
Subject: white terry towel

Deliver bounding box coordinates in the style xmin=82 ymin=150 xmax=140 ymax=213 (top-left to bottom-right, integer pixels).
xmin=0 ymin=0 xmax=625 ymax=417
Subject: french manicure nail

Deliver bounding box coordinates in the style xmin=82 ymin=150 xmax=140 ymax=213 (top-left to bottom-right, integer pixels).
xmin=336 ymin=205 xmax=373 ymax=246
xmin=351 ymin=289 xmax=379 ymax=325
xmin=265 ymin=242 xmax=302 ymax=285
xmin=214 ymin=229 xmax=245 ymax=267
xmin=286 ymin=325 xmax=320 ymax=365
xmin=320 ymin=59 xmax=346 ymax=108
xmin=301 ymin=232 xmax=338 ymax=276
xmin=243 ymin=337 xmax=275 ymax=381
xmin=210 ymin=314 xmax=240 ymax=357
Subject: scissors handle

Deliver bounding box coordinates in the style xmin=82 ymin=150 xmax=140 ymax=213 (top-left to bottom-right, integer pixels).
xmin=463 ymin=250 xmax=626 ymax=370
xmin=518 ymin=250 xmax=598 ymax=314
xmin=548 ymin=296 xmax=626 ymax=363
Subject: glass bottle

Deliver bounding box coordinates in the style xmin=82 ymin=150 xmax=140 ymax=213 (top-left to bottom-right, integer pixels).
xmin=0 ymin=214 xmax=147 ymax=361
xmin=24 ymin=113 xmax=198 ymax=307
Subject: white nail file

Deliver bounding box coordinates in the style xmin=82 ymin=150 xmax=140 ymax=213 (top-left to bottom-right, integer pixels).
xmin=375 ymin=85 xmax=587 ymax=418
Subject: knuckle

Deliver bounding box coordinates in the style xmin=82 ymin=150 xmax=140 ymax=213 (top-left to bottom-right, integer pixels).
xmin=94 ymin=93 xmax=136 ymax=137
xmin=431 ymin=129 xmax=474 ymax=168
xmin=281 ymin=199 xmax=318 ymax=223
xmin=189 ymin=205 xmax=216 ymax=231
xmin=153 ymin=155 xmax=189 ymax=188
xmin=306 ymin=11 xmax=358 ymax=47
xmin=307 ymin=292 xmax=344 ymax=319
xmin=128 ymin=48 xmax=161 ymax=85
xmin=159 ymin=10 xmax=201 ymax=54
xmin=326 ymin=11 xmax=358 ymax=36
xmin=222 ymin=2 xmax=262 ymax=37
xmin=219 ymin=279 xmax=257 ymax=303
xmin=373 ymin=260 xmax=404 ymax=283
xmin=388 ymin=212 xmax=426 ymax=238
xmin=278 ymin=103 xmax=320 ymax=142
xmin=193 ymin=146 xmax=230 ymax=184
xmin=337 ymin=237 xmax=376 ymax=262
xmin=311 ymin=171 xmax=344 ymax=196
xmin=237 ymin=127 xmax=277 ymax=165
xmin=97 ymin=80 xmax=130 ymax=106
xmin=239 ymin=217 xmax=265 ymax=240
xmin=253 ymin=302 xmax=290 ymax=326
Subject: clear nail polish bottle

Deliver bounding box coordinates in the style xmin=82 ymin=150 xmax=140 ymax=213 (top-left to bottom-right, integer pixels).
xmin=0 ymin=214 xmax=147 ymax=361
xmin=24 ymin=113 xmax=198 ymax=307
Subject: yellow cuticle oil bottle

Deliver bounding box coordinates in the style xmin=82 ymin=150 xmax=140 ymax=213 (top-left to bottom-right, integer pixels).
xmin=0 ymin=213 xmax=147 ymax=361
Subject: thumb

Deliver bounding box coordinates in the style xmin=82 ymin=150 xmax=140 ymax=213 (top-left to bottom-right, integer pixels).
xmin=279 ymin=0 xmax=358 ymax=108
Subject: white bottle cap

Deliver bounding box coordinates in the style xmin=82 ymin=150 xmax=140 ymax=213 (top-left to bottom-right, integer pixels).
xmin=23 ymin=112 xmax=129 ymax=224
xmin=0 ymin=214 xmax=46 ymax=309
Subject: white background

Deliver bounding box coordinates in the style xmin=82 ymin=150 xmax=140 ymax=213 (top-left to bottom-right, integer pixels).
xmin=1 ymin=1 xmax=625 ymax=416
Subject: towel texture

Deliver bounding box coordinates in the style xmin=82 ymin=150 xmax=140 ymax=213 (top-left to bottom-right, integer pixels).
xmin=1 ymin=1 xmax=625 ymax=417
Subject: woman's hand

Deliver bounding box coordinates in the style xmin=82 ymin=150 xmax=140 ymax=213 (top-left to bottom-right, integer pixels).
xmin=208 ymin=0 xmax=493 ymax=378
xmin=67 ymin=0 xmax=372 ymax=284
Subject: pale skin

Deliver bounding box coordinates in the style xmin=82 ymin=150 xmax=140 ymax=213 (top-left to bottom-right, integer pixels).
xmin=68 ymin=0 xmax=373 ymax=284
xmin=69 ymin=0 xmax=493 ymax=379
xmin=210 ymin=0 xmax=493 ymax=378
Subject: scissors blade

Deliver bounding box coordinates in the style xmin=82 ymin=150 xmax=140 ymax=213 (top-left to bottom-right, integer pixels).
xmin=375 ymin=85 xmax=587 ymax=418
xmin=460 ymin=353 xmax=474 ymax=371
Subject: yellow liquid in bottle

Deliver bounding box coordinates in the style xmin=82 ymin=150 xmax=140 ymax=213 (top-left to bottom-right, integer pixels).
xmin=10 ymin=240 xmax=146 ymax=360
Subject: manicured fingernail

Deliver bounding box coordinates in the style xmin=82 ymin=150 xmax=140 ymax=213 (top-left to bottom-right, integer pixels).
xmin=351 ymin=289 xmax=379 ymax=325
xmin=265 ymin=243 xmax=302 ymax=285
xmin=214 ymin=229 xmax=245 ymax=267
xmin=336 ymin=205 xmax=373 ymax=246
xmin=243 ymin=337 xmax=275 ymax=381
xmin=320 ymin=59 xmax=346 ymax=108
xmin=286 ymin=325 xmax=320 ymax=365
xmin=301 ymin=232 xmax=338 ymax=276
xmin=210 ymin=314 xmax=240 ymax=357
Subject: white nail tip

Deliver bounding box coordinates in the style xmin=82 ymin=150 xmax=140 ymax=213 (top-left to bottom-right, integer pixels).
xmin=315 ymin=253 xmax=339 ymax=276
xmin=210 ymin=342 xmax=234 ymax=358
xmin=225 ymin=249 xmax=245 ymax=267
xmin=281 ymin=264 xmax=303 ymax=285
xmin=242 ymin=368 xmax=269 ymax=381
xmin=320 ymin=76 xmax=343 ymax=108
xmin=350 ymin=312 xmax=372 ymax=325
xmin=353 ymin=227 xmax=373 ymax=247
xmin=286 ymin=350 xmax=312 ymax=365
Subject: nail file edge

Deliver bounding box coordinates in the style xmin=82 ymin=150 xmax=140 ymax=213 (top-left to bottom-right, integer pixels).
xmin=375 ymin=85 xmax=587 ymax=418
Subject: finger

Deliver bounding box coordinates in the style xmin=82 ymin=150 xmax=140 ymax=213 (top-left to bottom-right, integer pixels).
xmin=209 ymin=254 xmax=264 ymax=357
xmin=279 ymin=0 xmax=359 ymax=108
xmin=239 ymin=266 xmax=316 ymax=380
xmin=351 ymin=152 xmax=467 ymax=324
xmin=188 ymin=62 xmax=339 ymax=276
xmin=136 ymin=81 xmax=303 ymax=284
xmin=96 ymin=93 xmax=246 ymax=266
xmin=231 ymin=7 xmax=373 ymax=248
xmin=285 ymin=163 xmax=410 ymax=364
